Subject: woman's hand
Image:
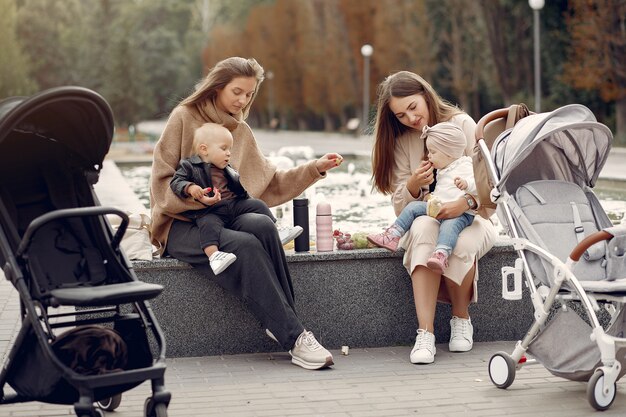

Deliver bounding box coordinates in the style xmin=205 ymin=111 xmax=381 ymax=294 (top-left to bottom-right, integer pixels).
xmin=406 ymin=160 xmax=434 ymax=198
xmin=316 ymin=153 xmax=344 ymax=174
xmin=436 ymin=196 xmax=468 ymax=220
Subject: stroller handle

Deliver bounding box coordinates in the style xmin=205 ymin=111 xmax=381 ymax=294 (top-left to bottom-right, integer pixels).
xmin=569 ymin=230 xmax=613 ymax=262
xmin=16 ymin=207 xmax=129 ymax=257
xmin=475 ymin=108 xmax=511 ymax=141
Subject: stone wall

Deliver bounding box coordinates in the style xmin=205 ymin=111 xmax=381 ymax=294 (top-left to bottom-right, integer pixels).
xmin=133 ymin=240 xmax=534 ymax=357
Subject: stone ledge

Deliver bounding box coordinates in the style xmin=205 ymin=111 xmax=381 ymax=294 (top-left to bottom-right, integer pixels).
xmin=133 ymin=238 xmax=533 ymax=357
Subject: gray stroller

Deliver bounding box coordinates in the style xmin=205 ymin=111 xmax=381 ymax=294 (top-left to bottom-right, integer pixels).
xmin=475 ymin=104 xmax=626 ymax=411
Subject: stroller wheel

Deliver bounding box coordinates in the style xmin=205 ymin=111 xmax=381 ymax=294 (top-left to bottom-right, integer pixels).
xmin=97 ymin=393 xmax=122 ymax=411
xmin=488 ymin=352 xmax=516 ymax=389
xmin=587 ymin=369 xmax=616 ymax=411
xmin=144 ymin=398 xmax=168 ymax=417
xmin=79 ymin=408 xmax=104 ymax=417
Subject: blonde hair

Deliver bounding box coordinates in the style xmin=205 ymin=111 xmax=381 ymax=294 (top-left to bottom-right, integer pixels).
xmin=181 ymin=57 xmax=265 ymax=119
xmin=193 ymin=123 xmax=231 ymax=153
xmin=371 ymin=71 xmax=463 ymax=194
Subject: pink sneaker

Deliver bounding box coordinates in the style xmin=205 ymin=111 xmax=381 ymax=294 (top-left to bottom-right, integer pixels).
xmin=427 ymin=251 xmax=449 ymax=274
xmin=367 ymin=228 xmax=400 ymax=252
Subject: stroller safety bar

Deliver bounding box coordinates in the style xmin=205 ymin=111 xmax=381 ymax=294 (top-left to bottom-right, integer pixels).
xmin=16 ymin=206 xmax=129 ymax=257
xmin=475 ymin=108 xmax=512 ymax=140
xmin=569 ymin=230 xmax=613 ymax=262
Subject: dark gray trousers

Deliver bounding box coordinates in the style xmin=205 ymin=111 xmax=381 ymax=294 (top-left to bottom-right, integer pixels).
xmin=166 ymin=213 xmax=304 ymax=350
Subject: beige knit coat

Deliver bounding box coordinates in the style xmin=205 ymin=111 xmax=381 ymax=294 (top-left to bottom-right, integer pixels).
xmin=391 ymin=114 xmax=497 ymax=302
xmin=149 ymin=100 xmax=324 ymax=253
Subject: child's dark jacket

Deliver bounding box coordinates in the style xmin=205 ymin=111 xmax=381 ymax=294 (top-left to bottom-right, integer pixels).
xmin=170 ymin=154 xmax=248 ymax=200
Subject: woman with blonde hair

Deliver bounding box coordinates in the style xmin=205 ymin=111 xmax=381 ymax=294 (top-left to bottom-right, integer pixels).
xmin=150 ymin=57 xmax=343 ymax=370
xmin=371 ymin=71 xmax=496 ymax=364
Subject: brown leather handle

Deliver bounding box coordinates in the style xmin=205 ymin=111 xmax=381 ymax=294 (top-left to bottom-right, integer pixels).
xmin=569 ymin=230 xmax=613 ymax=262
xmin=475 ymin=108 xmax=510 ymax=141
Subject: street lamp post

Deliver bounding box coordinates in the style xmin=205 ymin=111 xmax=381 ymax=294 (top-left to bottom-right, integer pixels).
xmin=529 ymin=0 xmax=544 ymax=113
xmin=361 ymin=44 xmax=373 ymax=134
xmin=266 ymin=70 xmax=276 ymax=129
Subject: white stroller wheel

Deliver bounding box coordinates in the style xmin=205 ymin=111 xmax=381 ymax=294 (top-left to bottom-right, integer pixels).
xmin=587 ymin=370 xmax=616 ymax=411
xmin=488 ymin=352 xmax=516 ymax=389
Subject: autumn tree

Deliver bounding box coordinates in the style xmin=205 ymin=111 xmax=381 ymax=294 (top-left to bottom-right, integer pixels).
xmin=428 ymin=0 xmax=487 ymax=118
xmin=476 ymin=0 xmax=534 ymax=107
xmin=563 ymin=0 xmax=626 ymax=143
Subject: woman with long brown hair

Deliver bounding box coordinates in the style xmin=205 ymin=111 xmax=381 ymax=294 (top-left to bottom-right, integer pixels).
xmin=150 ymin=57 xmax=343 ymax=370
xmin=371 ymin=71 xmax=496 ymax=364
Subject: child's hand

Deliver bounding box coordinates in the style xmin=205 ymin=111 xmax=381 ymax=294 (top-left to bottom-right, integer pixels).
xmin=188 ymin=184 xmax=206 ymax=200
xmin=454 ymin=177 xmax=468 ymax=190
xmin=198 ymin=188 xmax=221 ymax=206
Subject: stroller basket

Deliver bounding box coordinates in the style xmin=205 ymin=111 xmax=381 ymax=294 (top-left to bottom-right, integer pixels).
xmin=8 ymin=316 xmax=153 ymax=404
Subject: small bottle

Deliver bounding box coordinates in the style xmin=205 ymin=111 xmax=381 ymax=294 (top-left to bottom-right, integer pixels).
xmin=316 ymin=200 xmax=333 ymax=252
xmin=293 ymin=198 xmax=310 ymax=252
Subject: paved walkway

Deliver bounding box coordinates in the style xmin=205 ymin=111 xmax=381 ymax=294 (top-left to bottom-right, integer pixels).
xmin=1 ymin=269 xmax=625 ymax=417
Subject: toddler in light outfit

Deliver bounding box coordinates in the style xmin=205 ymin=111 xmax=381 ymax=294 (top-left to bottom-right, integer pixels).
xmin=367 ymin=122 xmax=476 ymax=273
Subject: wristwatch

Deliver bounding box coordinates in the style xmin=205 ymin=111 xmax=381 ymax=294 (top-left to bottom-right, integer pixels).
xmin=464 ymin=193 xmax=477 ymax=210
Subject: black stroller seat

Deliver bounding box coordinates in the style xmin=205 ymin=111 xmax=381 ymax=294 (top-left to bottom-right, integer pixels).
xmin=0 ymin=87 xmax=170 ymax=417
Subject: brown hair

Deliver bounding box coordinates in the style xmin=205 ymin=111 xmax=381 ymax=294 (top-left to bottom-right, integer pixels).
xmin=371 ymin=71 xmax=463 ymax=194
xmin=180 ymin=57 xmax=265 ymax=119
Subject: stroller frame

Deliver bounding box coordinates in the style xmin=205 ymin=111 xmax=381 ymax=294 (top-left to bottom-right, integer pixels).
xmin=476 ymin=105 xmax=626 ymax=411
xmin=0 ymin=87 xmax=170 ymax=417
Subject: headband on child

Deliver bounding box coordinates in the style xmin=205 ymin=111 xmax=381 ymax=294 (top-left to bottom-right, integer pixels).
xmin=420 ymin=122 xmax=466 ymax=159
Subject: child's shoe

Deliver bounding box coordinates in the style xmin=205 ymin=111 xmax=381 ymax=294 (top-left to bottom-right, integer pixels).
xmin=426 ymin=251 xmax=448 ymax=274
xmin=209 ymin=251 xmax=237 ymax=275
xmin=277 ymin=225 xmax=303 ymax=245
xmin=367 ymin=227 xmax=401 ymax=252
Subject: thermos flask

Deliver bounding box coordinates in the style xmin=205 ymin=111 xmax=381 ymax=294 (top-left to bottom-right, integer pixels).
xmin=316 ymin=201 xmax=333 ymax=252
xmin=293 ymin=198 xmax=310 ymax=252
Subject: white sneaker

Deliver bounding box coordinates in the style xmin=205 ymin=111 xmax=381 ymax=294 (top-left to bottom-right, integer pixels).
xmin=410 ymin=329 xmax=436 ymax=364
xmin=209 ymin=251 xmax=237 ymax=275
xmin=277 ymin=225 xmax=303 ymax=245
xmin=449 ymin=316 xmax=473 ymax=352
xmin=289 ymin=330 xmax=334 ymax=370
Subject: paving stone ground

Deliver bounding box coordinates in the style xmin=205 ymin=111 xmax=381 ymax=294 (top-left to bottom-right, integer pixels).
xmin=2 ymin=277 xmax=626 ymax=417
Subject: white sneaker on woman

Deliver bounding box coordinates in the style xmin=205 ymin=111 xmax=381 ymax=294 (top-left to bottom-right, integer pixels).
xmin=410 ymin=329 xmax=436 ymax=364
xmin=289 ymin=330 xmax=334 ymax=370
xmin=449 ymin=316 xmax=473 ymax=352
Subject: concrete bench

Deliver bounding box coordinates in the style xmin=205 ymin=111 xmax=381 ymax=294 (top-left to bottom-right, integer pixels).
xmin=133 ymin=239 xmax=533 ymax=357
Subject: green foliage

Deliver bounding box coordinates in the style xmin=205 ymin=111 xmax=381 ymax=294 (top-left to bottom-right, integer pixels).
xmin=0 ymin=0 xmax=35 ymax=98
xmin=10 ymin=0 xmax=202 ymax=126
xmin=3 ymin=0 xmax=621 ymax=139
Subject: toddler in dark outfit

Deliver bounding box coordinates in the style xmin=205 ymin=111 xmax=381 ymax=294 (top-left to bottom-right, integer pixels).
xmin=170 ymin=123 xmax=274 ymax=274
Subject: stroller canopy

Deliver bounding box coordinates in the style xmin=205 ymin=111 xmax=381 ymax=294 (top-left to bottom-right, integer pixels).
xmin=0 ymin=86 xmax=114 ymax=169
xmin=492 ymin=104 xmax=613 ymax=193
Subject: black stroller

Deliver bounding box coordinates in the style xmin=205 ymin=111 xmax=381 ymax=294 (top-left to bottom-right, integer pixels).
xmin=0 ymin=87 xmax=170 ymax=417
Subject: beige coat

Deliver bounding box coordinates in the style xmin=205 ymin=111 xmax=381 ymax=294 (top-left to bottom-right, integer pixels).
xmin=391 ymin=114 xmax=497 ymax=302
xmin=150 ymin=100 xmax=324 ymax=253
